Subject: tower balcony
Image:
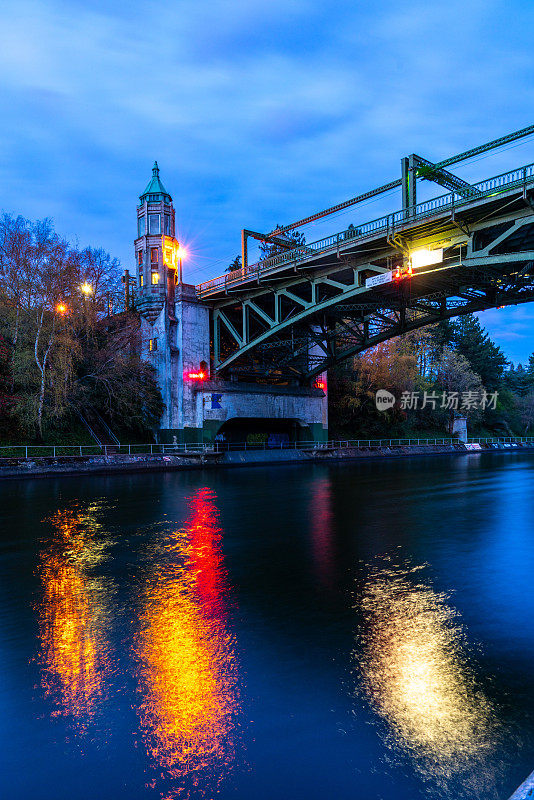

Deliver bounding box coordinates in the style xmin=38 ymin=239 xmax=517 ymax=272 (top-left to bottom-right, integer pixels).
xmin=135 ymin=284 xmax=166 ymax=324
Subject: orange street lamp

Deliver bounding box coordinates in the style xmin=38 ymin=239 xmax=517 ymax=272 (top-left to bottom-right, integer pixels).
xmin=56 ymin=302 xmax=67 ymax=315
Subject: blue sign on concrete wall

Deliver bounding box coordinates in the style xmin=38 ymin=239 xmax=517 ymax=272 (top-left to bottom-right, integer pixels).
xmin=211 ymin=393 xmax=222 ymax=409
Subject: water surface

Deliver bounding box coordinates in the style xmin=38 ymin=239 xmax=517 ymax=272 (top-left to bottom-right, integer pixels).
xmin=2 ymin=454 xmax=534 ymax=799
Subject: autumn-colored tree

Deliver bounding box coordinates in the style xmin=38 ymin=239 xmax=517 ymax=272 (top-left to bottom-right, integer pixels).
xmin=329 ymin=338 xmax=420 ymax=433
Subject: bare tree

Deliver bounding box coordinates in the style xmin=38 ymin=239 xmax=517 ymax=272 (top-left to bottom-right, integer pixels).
xmin=78 ymin=246 xmax=122 ymax=314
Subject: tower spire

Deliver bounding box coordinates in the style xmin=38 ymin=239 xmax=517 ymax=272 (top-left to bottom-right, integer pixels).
xmin=135 ymin=162 xmax=178 ymax=323
xmin=140 ymin=161 xmax=172 ymax=203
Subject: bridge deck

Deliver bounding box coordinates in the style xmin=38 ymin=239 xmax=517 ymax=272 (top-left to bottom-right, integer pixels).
xmin=197 ymin=160 xmax=534 ymax=301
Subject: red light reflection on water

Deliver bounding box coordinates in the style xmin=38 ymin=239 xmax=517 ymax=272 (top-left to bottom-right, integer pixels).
xmin=187 ymin=488 xmax=230 ymax=615
xmin=136 ymin=488 xmax=240 ymax=798
xmin=309 ymin=477 xmax=336 ymax=588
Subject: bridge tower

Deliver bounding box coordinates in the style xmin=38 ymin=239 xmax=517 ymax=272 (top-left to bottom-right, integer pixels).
xmin=134 ymin=162 xmax=210 ymax=442
xmin=134 ymin=164 xmax=328 ymax=445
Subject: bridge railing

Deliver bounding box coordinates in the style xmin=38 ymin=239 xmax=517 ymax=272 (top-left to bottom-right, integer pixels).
xmin=197 ymin=161 xmax=534 ymax=297
xmin=2 ymin=437 xmax=534 ymax=460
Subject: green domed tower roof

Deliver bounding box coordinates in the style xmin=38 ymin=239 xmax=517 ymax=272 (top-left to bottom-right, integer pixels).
xmin=140 ymin=161 xmax=172 ymax=203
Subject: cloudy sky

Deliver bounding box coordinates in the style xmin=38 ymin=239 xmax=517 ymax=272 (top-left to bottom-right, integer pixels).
xmin=1 ymin=0 xmax=534 ymax=362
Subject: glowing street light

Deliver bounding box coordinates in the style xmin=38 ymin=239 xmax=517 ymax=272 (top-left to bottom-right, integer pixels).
xmin=80 ymin=282 xmax=93 ymax=296
xmin=176 ymin=244 xmax=186 ymax=284
xmin=56 ymin=303 xmax=67 ymax=315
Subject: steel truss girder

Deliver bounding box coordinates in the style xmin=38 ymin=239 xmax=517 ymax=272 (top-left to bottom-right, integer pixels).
xmin=212 ymin=209 xmax=534 ymax=378
xmin=213 ymin=259 xmax=382 ymax=367
xmin=249 ymin=279 xmax=534 ymax=380
xmin=413 ymin=154 xmax=482 ymax=198
xmin=304 ymin=283 xmax=534 ymax=378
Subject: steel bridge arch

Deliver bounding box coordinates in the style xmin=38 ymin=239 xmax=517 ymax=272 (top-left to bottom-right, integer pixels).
xmin=209 ymin=201 xmax=534 ymax=381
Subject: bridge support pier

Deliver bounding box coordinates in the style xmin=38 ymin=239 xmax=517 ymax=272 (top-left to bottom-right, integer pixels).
xmin=140 ymin=283 xmax=328 ymax=446
xmin=133 ymin=164 xmax=329 ymax=445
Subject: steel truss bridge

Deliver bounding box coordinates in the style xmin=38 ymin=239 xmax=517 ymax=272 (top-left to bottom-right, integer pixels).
xmin=196 ymin=126 xmax=534 ymax=381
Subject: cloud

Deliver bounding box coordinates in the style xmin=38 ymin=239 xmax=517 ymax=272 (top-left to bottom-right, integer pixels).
xmin=1 ymin=0 xmax=534 ymax=360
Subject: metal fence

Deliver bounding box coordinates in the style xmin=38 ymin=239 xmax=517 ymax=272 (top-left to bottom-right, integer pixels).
xmin=466 ymin=437 xmax=534 ymax=445
xmin=2 ymin=436 xmax=534 ymax=460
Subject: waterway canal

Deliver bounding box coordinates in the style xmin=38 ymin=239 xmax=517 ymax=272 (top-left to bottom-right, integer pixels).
xmin=2 ymin=453 xmax=534 ymax=799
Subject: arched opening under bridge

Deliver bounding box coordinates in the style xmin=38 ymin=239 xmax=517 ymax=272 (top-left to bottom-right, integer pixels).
xmin=214 ymin=417 xmax=314 ymax=447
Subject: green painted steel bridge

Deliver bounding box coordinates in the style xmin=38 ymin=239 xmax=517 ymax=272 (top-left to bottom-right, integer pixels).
xmin=196 ymin=126 xmax=534 ymax=381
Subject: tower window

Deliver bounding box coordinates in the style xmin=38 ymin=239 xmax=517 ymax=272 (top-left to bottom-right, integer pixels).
xmin=150 ymin=247 xmax=158 ymax=263
xmin=137 ymin=249 xmax=143 ymax=265
xmin=164 ymin=214 xmax=171 ymax=235
xmin=151 ymin=272 xmax=159 ymax=285
xmin=165 ymin=248 xmax=172 ymax=264
xmin=148 ymin=214 xmax=161 ymax=234
xmin=139 ymin=275 xmax=144 ymax=287
xmin=149 ymin=338 xmax=158 ymax=352
xmin=137 ymin=215 xmax=145 ymax=237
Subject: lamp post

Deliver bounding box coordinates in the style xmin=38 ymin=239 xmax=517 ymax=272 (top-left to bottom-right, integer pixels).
xmin=79 ymin=282 xmax=93 ymax=331
xmin=176 ymin=245 xmax=186 ymax=285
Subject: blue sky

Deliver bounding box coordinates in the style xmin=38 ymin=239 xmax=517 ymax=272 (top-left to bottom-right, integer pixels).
xmin=1 ymin=0 xmax=534 ymax=363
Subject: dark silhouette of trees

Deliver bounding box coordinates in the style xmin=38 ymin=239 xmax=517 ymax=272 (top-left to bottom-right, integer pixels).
xmin=0 ymin=213 xmax=162 ymax=441
xmin=226 ymin=255 xmax=241 ymax=273
xmin=259 ymin=226 xmax=306 ymax=261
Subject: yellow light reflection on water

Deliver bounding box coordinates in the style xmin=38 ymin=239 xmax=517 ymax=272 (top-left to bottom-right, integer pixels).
xmin=136 ymin=489 xmax=240 ymax=798
xmin=357 ymin=561 xmax=502 ymax=797
xmin=38 ymin=506 xmax=112 ymax=725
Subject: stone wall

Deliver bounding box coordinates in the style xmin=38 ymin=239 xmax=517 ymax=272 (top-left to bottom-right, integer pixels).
xmin=199 ymin=380 xmax=328 ymax=443
xmin=148 ymin=285 xmax=329 ymax=445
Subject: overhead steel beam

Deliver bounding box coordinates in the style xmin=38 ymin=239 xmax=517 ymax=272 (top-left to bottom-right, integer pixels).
xmin=242 ymin=228 xmax=301 ymax=250
xmin=271 ymin=179 xmax=403 ymax=235
xmin=413 ymin=155 xmax=482 ymax=198
xmin=436 ymin=125 xmax=534 ymax=169
xmin=272 ymin=125 xmax=534 ymax=235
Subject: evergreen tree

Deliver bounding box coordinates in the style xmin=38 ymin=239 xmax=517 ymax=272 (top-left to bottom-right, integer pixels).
xmin=226 ymin=255 xmax=241 ymax=273
xmin=259 ymin=226 xmax=306 ymax=261
xmin=449 ymin=314 xmax=507 ymax=390
xmin=505 ymin=363 xmax=532 ymax=395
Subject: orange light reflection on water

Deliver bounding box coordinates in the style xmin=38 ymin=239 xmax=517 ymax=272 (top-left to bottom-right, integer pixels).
xmin=38 ymin=507 xmax=112 ymax=725
xmin=136 ymin=488 xmax=240 ymax=798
